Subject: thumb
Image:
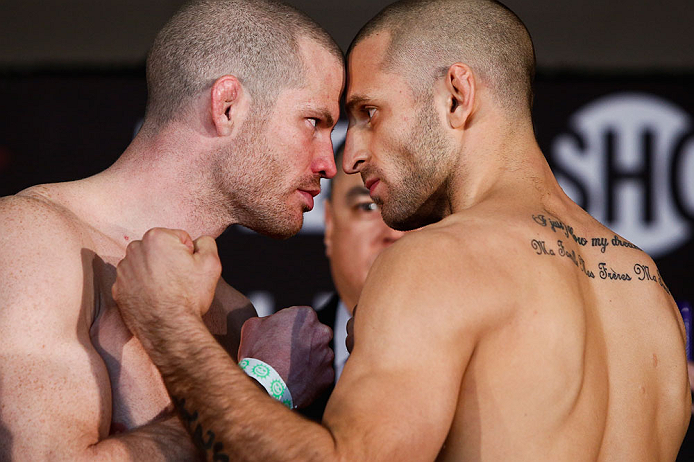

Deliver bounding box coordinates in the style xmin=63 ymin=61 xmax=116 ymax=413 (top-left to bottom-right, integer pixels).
xmin=193 ymin=235 xmax=218 ymax=256
xmin=168 ymin=228 xmax=195 ymax=253
xmin=193 ymin=235 xmax=221 ymax=274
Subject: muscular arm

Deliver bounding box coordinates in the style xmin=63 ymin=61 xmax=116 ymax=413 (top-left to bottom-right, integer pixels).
xmin=114 ymin=228 xmax=490 ymax=461
xmin=0 ymin=198 xmax=199 ymax=460
xmin=203 ymin=278 xmax=257 ymax=362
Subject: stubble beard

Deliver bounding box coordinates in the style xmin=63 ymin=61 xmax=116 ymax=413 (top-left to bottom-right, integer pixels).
xmin=213 ymin=117 xmax=305 ymax=240
xmin=378 ymin=101 xmax=455 ymax=231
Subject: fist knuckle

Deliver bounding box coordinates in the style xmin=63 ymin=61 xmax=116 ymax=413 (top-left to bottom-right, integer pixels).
xmin=209 ymin=255 xmax=222 ymax=273
xmin=322 ymin=324 xmax=333 ymax=336
xmin=115 ymin=259 xmax=126 ymax=278
xmin=303 ymin=306 xmax=318 ymax=321
xmin=243 ymin=316 xmax=261 ymax=330
xmin=318 ymin=325 xmax=333 ymax=343
xmin=124 ymin=240 xmax=135 ymax=255
xmin=143 ymin=228 xmax=157 ymax=240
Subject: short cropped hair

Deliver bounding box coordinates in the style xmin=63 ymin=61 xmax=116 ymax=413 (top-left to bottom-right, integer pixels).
xmin=144 ymin=0 xmax=342 ymax=128
xmin=349 ymin=0 xmax=535 ymax=113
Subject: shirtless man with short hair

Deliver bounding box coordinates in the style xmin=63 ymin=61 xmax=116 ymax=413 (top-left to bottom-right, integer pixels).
xmin=113 ymin=0 xmax=691 ymax=460
xmin=0 ymin=0 xmax=343 ymax=459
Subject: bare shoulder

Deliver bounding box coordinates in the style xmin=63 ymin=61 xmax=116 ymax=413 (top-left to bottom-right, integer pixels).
xmin=1 ymin=189 xmax=88 ymax=243
xmin=374 ymin=212 xmax=521 ymax=281
xmin=0 ymin=191 xmax=91 ymax=263
xmin=0 ymin=192 xmax=94 ymax=324
xmin=0 ymin=193 xmax=112 ymax=457
xmin=361 ymin=214 xmax=515 ymax=332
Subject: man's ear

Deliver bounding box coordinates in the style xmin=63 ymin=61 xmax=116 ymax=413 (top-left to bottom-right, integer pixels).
xmin=445 ymin=63 xmax=476 ymax=129
xmin=210 ymin=75 xmax=244 ymax=137
xmin=323 ymin=200 xmax=334 ymax=258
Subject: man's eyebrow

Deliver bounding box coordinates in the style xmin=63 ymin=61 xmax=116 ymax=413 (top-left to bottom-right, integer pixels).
xmin=345 ymin=185 xmax=371 ymax=200
xmin=319 ymin=108 xmax=335 ymax=128
xmin=304 ymin=105 xmax=335 ymax=127
xmin=345 ymin=95 xmax=370 ymax=114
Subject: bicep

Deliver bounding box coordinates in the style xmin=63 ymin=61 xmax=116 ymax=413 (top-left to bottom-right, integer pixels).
xmin=323 ymin=243 xmax=480 ymax=461
xmin=0 ymin=339 xmax=111 ymax=458
xmin=0 ymin=210 xmax=109 ymax=458
xmin=203 ymin=278 xmax=257 ymax=360
xmin=0 ymin=282 xmax=111 ymax=459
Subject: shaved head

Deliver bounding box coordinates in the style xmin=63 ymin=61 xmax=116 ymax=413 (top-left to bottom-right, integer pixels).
xmin=143 ymin=0 xmax=342 ymax=129
xmin=349 ymin=0 xmax=535 ymax=114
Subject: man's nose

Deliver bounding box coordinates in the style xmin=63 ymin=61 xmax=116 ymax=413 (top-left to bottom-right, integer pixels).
xmin=312 ymin=139 xmax=337 ymax=179
xmin=343 ymin=129 xmax=370 ymax=174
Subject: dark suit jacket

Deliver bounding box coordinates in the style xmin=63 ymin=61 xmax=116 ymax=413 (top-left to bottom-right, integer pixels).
xmin=299 ymin=292 xmax=341 ymax=422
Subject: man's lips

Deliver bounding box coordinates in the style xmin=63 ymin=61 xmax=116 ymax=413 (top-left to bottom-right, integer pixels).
xmin=364 ymin=178 xmax=380 ymax=195
xmin=299 ymin=188 xmax=320 ymax=198
xmin=298 ymin=188 xmax=320 ymax=210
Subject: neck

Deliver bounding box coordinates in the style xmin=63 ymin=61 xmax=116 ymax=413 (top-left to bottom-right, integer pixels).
xmin=66 ymin=125 xmax=237 ymax=247
xmin=447 ymin=111 xmax=558 ymax=213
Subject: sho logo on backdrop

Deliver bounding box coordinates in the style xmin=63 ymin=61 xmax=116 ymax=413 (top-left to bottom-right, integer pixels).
xmin=551 ymin=92 xmax=694 ymax=258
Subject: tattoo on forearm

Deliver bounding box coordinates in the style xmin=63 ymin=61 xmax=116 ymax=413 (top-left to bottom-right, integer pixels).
xmin=173 ymin=395 xmax=230 ymax=462
xmin=529 ymin=214 xmax=671 ymax=295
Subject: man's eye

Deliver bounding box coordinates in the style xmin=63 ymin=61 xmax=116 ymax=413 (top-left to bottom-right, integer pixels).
xmin=307 ymin=118 xmax=317 ymax=128
xmin=366 ymin=108 xmax=376 ymax=120
xmin=357 ymin=202 xmax=379 ymax=212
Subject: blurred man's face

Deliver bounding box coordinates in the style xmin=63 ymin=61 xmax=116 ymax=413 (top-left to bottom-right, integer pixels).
xmin=324 ymin=169 xmax=405 ymax=312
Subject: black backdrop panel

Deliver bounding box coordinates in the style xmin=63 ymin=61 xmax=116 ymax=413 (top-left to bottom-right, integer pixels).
xmin=1 ymin=72 xmax=692 ymax=312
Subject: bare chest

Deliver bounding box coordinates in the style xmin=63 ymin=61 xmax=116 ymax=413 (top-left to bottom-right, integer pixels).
xmin=89 ymin=254 xmax=171 ymax=434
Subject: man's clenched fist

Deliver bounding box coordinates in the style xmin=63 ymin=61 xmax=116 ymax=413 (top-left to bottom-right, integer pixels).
xmin=112 ymin=228 xmax=222 ymax=347
xmin=239 ymin=307 xmax=335 ymax=409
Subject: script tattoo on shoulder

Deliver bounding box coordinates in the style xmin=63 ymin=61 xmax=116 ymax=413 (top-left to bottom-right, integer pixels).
xmin=634 ymin=263 xmax=672 ymax=295
xmin=532 ymin=214 xmax=588 ymax=246
xmin=529 ymin=237 xmax=595 ymax=278
xmin=174 ymin=395 xmax=230 ymax=462
xmin=529 ymin=214 xmax=670 ymax=295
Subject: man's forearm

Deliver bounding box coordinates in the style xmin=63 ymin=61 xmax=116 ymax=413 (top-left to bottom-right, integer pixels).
xmin=86 ymin=413 xmax=200 ymax=461
xmin=136 ymin=310 xmax=340 ymax=462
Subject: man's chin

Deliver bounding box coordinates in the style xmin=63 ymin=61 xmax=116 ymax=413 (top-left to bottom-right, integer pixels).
xmin=382 ymin=204 xmax=440 ymax=231
xmin=248 ymin=216 xmax=303 ymax=240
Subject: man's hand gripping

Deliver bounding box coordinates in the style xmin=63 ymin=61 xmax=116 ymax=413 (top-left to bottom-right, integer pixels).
xmin=239 ymin=307 xmax=335 ymax=409
xmin=112 ymin=228 xmax=221 ymax=351
xmin=113 ymin=227 xmax=336 ymax=409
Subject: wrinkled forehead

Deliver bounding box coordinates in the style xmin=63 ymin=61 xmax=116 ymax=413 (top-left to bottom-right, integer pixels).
xmin=290 ymin=37 xmax=345 ymax=117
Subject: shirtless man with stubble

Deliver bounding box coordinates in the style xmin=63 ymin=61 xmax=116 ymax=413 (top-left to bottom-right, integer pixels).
xmin=0 ymin=0 xmax=343 ymax=459
xmin=113 ymin=0 xmax=691 ymax=460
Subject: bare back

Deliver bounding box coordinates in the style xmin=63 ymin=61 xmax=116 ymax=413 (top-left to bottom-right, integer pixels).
xmin=326 ymin=188 xmax=690 ymax=462
xmin=438 ymin=200 xmax=690 ymax=460
xmin=0 ymin=183 xmax=253 ymax=459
